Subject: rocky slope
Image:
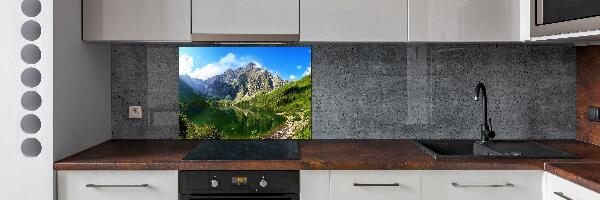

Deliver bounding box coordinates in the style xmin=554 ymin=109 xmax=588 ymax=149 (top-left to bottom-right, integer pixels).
xmin=180 ymin=62 xmax=286 ymax=101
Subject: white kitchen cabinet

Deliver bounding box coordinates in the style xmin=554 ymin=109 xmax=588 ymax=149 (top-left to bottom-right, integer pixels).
xmin=57 ymin=170 xmax=178 ymax=200
xmin=191 ymin=0 xmax=299 ymax=41
xmin=300 ymin=0 xmax=408 ymax=42
xmin=409 ymin=0 xmax=529 ymax=42
xmin=300 ymin=171 xmax=330 ymax=200
xmin=545 ymin=172 xmax=600 ymax=200
xmin=421 ymin=170 xmax=543 ymax=200
xmin=82 ymin=0 xmax=191 ymax=42
xmin=330 ymin=170 xmax=420 ymax=200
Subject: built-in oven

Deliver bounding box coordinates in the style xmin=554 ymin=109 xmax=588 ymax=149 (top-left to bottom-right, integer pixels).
xmin=180 ymin=194 xmax=298 ymax=200
xmin=179 ymin=171 xmax=299 ymax=200
xmin=532 ymin=0 xmax=600 ymax=37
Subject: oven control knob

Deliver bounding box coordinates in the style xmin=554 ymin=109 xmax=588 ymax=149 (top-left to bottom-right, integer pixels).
xmin=259 ymin=179 xmax=268 ymax=188
xmin=210 ymin=179 xmax=219 ymax=188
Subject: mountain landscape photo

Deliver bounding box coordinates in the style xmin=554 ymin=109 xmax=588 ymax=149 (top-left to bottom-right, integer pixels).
xmin=178 ymin=47 xmax=311 ymax=139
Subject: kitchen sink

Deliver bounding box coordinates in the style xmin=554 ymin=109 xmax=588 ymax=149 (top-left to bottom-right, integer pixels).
xmin=413 ymin=140 xmax=576 ymax=159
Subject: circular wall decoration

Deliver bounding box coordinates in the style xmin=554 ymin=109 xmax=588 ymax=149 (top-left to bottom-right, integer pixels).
xmin=21 ymin=138 xmax=42 ymax=157
xmin=21 ymin=0 xmax=41 ymax=17
xmin=21 ymin=68 xmax=41 ymax=88
xmin=21 ymin=0 xmax=44 ymax=160
xmin=21 ymin=44 xmax=41 ymax=64
xmin=20 ymin=114 xmax=41 ymax=134
xmin=21 ymin=20 xmax=41 ymax=41
xmin=21 ymin=91 xmax=42 ymax=111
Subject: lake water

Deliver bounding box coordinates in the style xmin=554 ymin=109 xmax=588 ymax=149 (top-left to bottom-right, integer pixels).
xmin=188 ymin=105 xmax=285 ymax=139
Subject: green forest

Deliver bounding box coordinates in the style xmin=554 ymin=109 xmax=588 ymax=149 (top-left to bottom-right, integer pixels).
xmin=179 ymin=75 xmax=311 ymax=139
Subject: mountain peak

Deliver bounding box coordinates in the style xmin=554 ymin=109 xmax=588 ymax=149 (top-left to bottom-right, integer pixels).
xmin=181 ymin=62 xmax=287 ymax=101
xmin=244 ymin=62 xmax=260 ymax=69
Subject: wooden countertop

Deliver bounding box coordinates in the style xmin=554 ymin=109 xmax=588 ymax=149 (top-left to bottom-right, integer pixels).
xmin=54 ymin=139 xmax=600 ymax=170
xmin=545 ymin=162 xmax=600 ymax=194
xmin=54 ymin=139 xmax=600 ymax=194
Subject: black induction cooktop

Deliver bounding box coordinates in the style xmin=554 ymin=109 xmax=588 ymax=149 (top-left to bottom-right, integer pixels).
xmin=183 ymin=140 xmax=300 ymax=160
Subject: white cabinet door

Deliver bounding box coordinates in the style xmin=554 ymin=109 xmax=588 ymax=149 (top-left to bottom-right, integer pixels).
xmin=300 ymin=0 xmax=408 ymax=42
xmin=422 ymin=170 xmax=543 ymax=200
xmin=330 ymin=170 xmax=420 ymax=200
xmin=191 ymin=0 xmax=299 ymax=41
xmin=82 ymin=0 xmax=191 ymax=42
xmin=409 ymin=0 xmax=529 ymax=42
xmin=57 ymin=170 xmax=178 ymax=200
xmin=545 ymin=172 xmax=600 ymax=200
xmin=300 ymin=170 xmax=330 ymax=200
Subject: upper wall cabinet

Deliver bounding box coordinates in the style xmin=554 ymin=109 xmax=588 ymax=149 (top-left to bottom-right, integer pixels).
xmin=300 ymin=0 xmax=408 ymax=42
xmin=409 ymin=0 xmax=530 ymax=42
xmin=82 ymin=0 xmax=191 ymax=42
xmin=191 ymin=0 xmax=300 ymax=42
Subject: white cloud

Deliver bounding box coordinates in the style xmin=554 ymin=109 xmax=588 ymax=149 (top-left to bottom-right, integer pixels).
xmin=181 ymin=53 xmax=263 ymax=80
xmin=220 ymin=53 xmax=237 ymax=64
xmin=179 ymin=54 xmax=193 ymax=75
xmin=189 ymin=63 xmax=224 ymax=80
xmin=251 ymin=61 xmax=263 ymax=69
xmin=289 ymin=75 xmax=297 ymax=80
xmin=296 ymin=65 xmax=303 ymax=69
xmin=302 ymin=66 xmax=311 ymax=76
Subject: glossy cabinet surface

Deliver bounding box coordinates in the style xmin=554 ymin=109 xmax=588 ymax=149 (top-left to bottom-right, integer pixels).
xmin=545 ymin=172 xmax=600 ymax=200
xmin=300 ymin=0 xmax=408 ymax=42
xmin=300 ymin=171 xmax=330 ymax=200
xmin=57 ymin=170 xmax=600 ymax=200
xmin=191 ymin=0 xmax=299 ymax=41
xmin=421 ymin=170 xmax=543 ymax=200
xmin=330 ymin=170 xmax=421 ymax=200
xmin=82 ymin=0 xmax=191 ymax=42
xmin=80 ymin=0 xmax=532 ymax=42
xmin=57 ymin=170 xmax=178 ymax=200
xmin=409 ymin=0 xmax=529 ymax=42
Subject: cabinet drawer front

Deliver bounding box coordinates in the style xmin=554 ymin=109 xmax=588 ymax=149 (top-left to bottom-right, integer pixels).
xmin=330 ymin=170 xmax=421 ymax=200
xmin=83 ymin=0 xmax=191 ymax=41
xmin=300 ymin=171 xmax=330 ymax=200
xmin=192 ymin=0 xmax=299 ymax=35
xmin=300 ymin=0 xmax=408 ymax=42
xmin=422 ymin=170 xmax=543 ymax=200
xmin=408 ymin=0 xmax=527 ymax=42
xmin=57 ymin=170 xmax=178 ymax=200
xmin=546 ymin=173 xmax=600 ymax=200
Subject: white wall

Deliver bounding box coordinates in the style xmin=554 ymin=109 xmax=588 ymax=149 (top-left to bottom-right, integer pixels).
xmin=0 ymin=0 xmax=54 ymax=199
xmin=53 ymin=0 xmax=111 ymax=161
xmin=0 ymin=0 xmax=109 ymax=198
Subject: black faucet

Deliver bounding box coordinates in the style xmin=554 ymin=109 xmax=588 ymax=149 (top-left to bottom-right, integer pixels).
xmin=474 ymin=83 xmax=495 ymax=143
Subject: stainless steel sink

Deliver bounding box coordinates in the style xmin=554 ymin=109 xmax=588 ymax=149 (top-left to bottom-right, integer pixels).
xmin=413 ymin=140 xmax=577 ymax=159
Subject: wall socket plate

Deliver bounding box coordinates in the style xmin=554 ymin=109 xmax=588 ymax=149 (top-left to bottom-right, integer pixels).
xmin=128 ymin=106 xmax=143 ymax=119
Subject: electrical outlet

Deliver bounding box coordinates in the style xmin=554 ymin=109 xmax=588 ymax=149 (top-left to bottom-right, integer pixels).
xmin=128 ymin=106 xmax=143 ymax=119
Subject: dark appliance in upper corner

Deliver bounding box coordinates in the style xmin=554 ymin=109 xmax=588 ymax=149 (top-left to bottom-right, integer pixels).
xmin=532 ymin=0 xmax=600 ymax=37
xmin=179 ymin=170 xmax=299 ymax=200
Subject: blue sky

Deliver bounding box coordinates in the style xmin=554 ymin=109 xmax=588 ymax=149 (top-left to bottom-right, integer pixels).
xmin=179 ymin=47 xmax=311 ymax=81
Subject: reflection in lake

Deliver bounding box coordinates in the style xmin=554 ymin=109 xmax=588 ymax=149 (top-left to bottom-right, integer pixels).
xmin=188 ymin=105 xmax=285 ymax=139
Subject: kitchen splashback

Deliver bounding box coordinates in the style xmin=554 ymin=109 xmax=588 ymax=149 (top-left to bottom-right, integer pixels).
xmin=112 ymin=43 xmax=576 ymax=139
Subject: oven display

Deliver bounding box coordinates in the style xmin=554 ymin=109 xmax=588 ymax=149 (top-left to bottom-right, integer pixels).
xmin=232 ymin=176 xmax=248 ymax=185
